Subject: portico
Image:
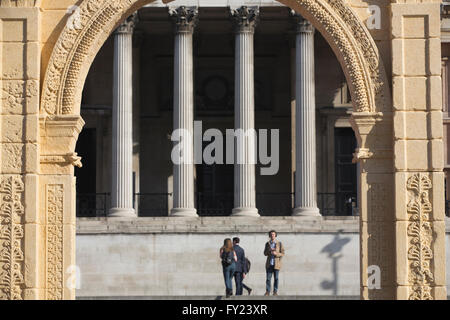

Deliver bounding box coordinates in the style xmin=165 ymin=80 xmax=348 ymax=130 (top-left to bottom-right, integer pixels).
xmin=84 ymin=3 xmax=331 ymax=218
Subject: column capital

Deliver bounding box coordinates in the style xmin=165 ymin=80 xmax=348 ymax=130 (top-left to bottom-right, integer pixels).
xmin=115 ymin=12 xmax=138 ymax=35
xmin=169 ymin=6 xmax=198 ymax=34
xmin=290 ymin=10 xmax=314 ymax=34
xmin=230 ymin=6 xmax=259 ymax=34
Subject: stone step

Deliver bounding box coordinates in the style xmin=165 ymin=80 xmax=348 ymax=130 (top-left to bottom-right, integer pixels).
xmin=77 ymin=295 xmax=360 ymax=300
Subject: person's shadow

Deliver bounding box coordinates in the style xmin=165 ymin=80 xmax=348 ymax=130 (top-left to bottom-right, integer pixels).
xmin=320 ymin=231 xmax=351 ymax=296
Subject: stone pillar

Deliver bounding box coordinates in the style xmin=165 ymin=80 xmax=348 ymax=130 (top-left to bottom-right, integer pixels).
xmin=0 ymin=6 xmax=44 ymax=300
xmin=169 ymin=6 xmax=198 ymax=217
xmin=230 ymin=6 xmax=259 ymax=217
xmin=109 ymin=15 xmax=137 ymax=217
xmin=390 ymin=3 xmax=446 ymax=300
xmin=292 ymin=15 xmax=320 ymax=216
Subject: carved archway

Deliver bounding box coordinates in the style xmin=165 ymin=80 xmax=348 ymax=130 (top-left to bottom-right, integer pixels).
xmin=39 ymin=0 xmax=394 ymax=299
xmin=41 ymin=0 xmax=390 ymax=116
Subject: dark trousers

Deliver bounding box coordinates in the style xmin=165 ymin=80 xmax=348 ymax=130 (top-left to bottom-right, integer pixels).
xmin=242 ymin=282 xmax=252 ymax=292
xmin=234 ymin=272 xmax=244 ymax=295
xmin=266 ymin=265 xmax=279 ymax=293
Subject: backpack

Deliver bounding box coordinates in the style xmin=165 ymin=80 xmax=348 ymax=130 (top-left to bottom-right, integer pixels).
xmin=245 ymin=257 xmax=251 ymax=274
xmin=221 ymin=250 xmax=233 ymax=266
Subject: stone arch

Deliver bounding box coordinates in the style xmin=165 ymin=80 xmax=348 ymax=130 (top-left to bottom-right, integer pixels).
xmin=40 ymin=0 xmax=390 ymax=117
xmin=38 ymin=0 xmax=395 ymax=300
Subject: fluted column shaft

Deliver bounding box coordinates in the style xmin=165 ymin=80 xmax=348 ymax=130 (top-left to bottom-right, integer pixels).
xmin=170 ymin=6 xmax=198 ymax=216
xmin=109 ymin=15 xmax=137 ymax=217
xmin=231 ymin=6 xmax=259 ymax=217
xmin=293 ymin=17 xmax=321 ymax=216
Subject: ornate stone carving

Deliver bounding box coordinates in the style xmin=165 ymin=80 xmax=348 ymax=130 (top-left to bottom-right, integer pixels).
xmin=169 ymin=6 xmax=198 ymax=34
xmin=290 ymin=10 xmax=314 ymax=34
xmin=230 ymin=6 xmax=259 ymax=33
xmin=323 ymin=0 xmax=383 ymax=94
xmin=46 ymin=184 xmax=64 ymax=300
xmin=2 ymin=68 xmax=20 ymax=80
xmin=2 ymin=144 xmax=24 ymax=172
xmin=406 ymin=173 xmax=434 ymax=300
xmin=39 ymin=115 xmax=85 ymax=174
xmin=0 ymin=176 xmax=24 ymax=300
xmin=41 ymin=0 xmax=125 ymax=115
xmin=41 ymin=0 xmax=386 ymax=116
xmin=115 ymin=12 xmax=138 ymax=35
xmin=2 ymin=80 xmax=38 ymax=114
xmin=352 ymin=148 xmax=373 ymax=163
xmin=40 ymin=153 xmax=82 ymax=168
xmin=293 ymin=0 xmax=376 ymax=112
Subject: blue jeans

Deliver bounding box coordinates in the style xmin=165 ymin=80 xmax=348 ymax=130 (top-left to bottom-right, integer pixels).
xmin=266 ymin=265 xmax=279 ymax=293
xmin=223 ymin=263 xmax=236 ymax=294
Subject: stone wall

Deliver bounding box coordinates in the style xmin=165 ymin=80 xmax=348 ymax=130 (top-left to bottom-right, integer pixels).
xmin=75 ymin=217 xmax=450 ymax=298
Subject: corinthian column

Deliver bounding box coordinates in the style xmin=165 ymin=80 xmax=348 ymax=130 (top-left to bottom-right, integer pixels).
xmin=292 ymin=15 xmax=321 ymax=216
xmin=230 ymin=6 xmax=259 ymax=217
xmin=109 ymin=14 xmax=137 ymax=217
xmin=169 ymin=6 xmax=198 ymax=217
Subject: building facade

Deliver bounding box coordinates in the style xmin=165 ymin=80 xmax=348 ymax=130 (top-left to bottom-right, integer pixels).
xmin=76 ymin=2 xmax=358 ymax=219
xmin=0 ymin=0 xmax=447 ymax=300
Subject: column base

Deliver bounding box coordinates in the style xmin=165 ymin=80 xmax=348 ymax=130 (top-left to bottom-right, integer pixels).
xmin=108 ymin=208 xmax=136 ymax=218
xmin=170 ymin=208 xmax=198 ymax=217
xmin=232 ymin=207 xmax=260 ymax=217
xmin=292 ymin=207 xmax=321 ymax=216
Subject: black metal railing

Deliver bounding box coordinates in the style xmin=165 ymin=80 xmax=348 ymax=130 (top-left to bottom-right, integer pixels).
xmin=318 ymin=193 xmax=357 ymax=216
xmin=136 ymin=193 xmax=171 ymax=217
xmin=318 ymin=193 xmax=336 ymax=216
xmin=196 ymin=192 xmax=234 ymax=216
xmin=76 ymin=192 xmax=357 ymax=217
xmin=256 ymin=193 xmax=293 ymax=216
xmin=76 ymin=193 xmax=110 ymax=217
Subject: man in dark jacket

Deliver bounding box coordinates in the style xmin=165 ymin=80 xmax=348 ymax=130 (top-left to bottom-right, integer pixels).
xmin=233 ymin=237 xmax=248 ymax=295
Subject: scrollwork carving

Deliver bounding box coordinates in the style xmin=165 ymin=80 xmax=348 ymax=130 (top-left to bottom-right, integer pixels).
xmin=230 ymin=6 xmax=259 ymax=33
xmin=0 ymin=176 xmax=24 ymax=300
xmin=169 ymin=6 xmax=198 ymax=34
xmin=323 ymin=0 xmax=383 ymax=94
xmin=46 ymin=184 xmax=64 ymax=300
xmin=406 ymin=173 xmax=434 ymax=300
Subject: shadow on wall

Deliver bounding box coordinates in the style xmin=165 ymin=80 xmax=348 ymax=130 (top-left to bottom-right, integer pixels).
xmin=320 ymin=231 xmax=351 ymax=296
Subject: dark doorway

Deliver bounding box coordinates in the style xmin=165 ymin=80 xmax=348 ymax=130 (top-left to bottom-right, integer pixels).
xmin=75 ymin=128 xmax=97 ymax=217
xmin=334 ymin=128 xmax=357 ymax=216
xmin=196 ymin=141 xmax=234 ymax=216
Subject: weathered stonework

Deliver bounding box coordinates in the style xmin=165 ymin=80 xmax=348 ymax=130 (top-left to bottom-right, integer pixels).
xmin=0 ymin=5 xmax=41 ymax=300
xmin=45 ymin=184 xmax=63 ymax=300
xmin=406 ymin=173 xmax=434 ymax=300
xmin=390 ymin=2 xmax=446 ymax=300
xmin=0 ymin=0 xmax=445 ymax=300
xmin=2 ymin=81 xmax=38 ymax=115
xmin=0 ymin=175 xmax=25 ymax=300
